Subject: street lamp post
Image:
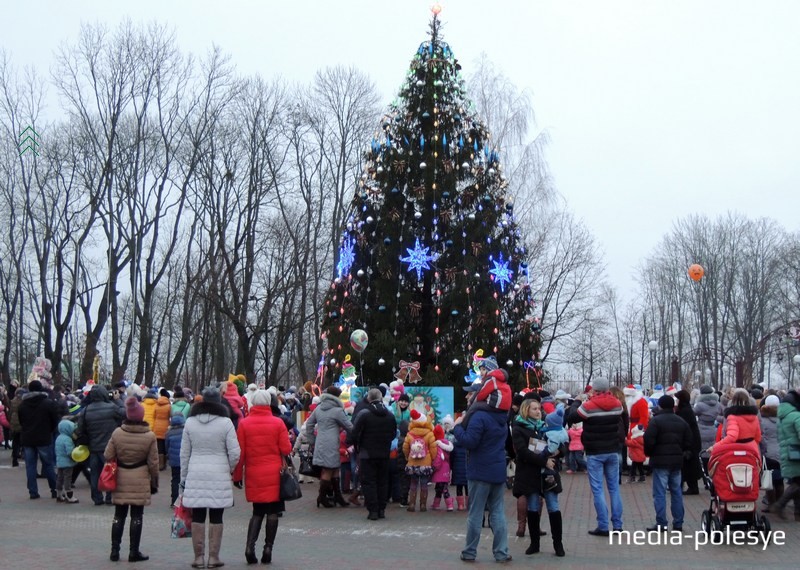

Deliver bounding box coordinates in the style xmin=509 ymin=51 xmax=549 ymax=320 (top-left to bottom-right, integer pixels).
xmin=648 ymin=340 xmax=658 ymax=392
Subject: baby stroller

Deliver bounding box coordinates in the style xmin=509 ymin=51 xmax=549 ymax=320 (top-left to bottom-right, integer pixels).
xmin=700 ymin=441 xmax=770 ymax=535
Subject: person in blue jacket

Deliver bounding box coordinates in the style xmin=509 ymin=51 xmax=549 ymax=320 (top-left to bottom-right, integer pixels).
xmin=164 ymin=414 xmax=185 ymax=507
xmin=452 ymin=370 xmax=513 ymax=564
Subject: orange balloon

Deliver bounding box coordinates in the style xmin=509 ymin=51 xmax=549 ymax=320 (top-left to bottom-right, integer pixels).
xmin=688 ymin=264 xmax=704 ymax=281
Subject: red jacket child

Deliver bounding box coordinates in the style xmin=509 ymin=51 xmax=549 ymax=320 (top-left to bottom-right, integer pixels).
xmin=625 ymin=424 xmax=647 ymax=464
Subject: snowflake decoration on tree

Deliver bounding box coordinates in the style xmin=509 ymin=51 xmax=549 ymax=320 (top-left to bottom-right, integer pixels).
xmin=489 ymin=253 xmax=513 ymax=292
xmin=401 ymin=237 xmax=438 ymax=281
xmin=337 ymin=235 xmax=356 ymax=278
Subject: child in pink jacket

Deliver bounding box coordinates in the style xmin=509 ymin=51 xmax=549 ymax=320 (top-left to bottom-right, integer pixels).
xmin=566 ymin=422 xmax=586 ymax=473
xmin=431 ymin=425 xmax=455 ymax=511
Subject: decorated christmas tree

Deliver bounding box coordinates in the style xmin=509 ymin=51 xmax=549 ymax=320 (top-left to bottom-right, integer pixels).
xmin=320 ymin=9 xmax=542 ymax=392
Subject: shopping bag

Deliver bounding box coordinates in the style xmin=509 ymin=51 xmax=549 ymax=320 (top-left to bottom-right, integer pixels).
xmin=170 ymin=498 xmax=192 ymax=538
xmin=760 ymin=457 xmax=773 ymax=491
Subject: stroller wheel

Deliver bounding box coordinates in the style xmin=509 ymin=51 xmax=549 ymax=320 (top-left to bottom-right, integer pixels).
xmin=710 ymin=515 xmax=722 ymax=531
xmin=701 ymin=510 xmax=712 ymax=535
xmin=760 ymin=516 xmax=771 ymax=535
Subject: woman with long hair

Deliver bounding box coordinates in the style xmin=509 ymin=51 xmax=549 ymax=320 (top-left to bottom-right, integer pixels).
xmin=305 ymin=386 xmax=353 ymax=508
xmin=104 ymin=397 xmax=159 ymax=563
xmin=233 ymin=390 xmax=292 ymax=564
xmin=181 ymin=386 xmax=241 ymax=568
xmin=511 ymin=398 xmax=565 ymax=557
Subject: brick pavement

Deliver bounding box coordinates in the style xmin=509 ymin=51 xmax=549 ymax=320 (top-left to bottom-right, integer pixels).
xmin=0 ymin=450 xmax=797 ymax=569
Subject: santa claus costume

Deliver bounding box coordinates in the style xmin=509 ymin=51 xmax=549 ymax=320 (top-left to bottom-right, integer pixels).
xmin=623 ymin=384 xmax=650 ymax=433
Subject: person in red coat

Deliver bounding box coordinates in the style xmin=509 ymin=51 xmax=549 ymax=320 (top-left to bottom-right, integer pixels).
xmin=233 ymin=390 xmax=292 ymax=565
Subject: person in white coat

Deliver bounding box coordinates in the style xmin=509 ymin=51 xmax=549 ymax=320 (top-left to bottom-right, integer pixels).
xmin=180 ymin=386 xmax=241 ymax=569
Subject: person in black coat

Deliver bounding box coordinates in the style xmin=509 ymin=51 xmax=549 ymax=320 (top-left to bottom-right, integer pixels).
xmin=349 ymin=388 xmax=398 ymax=520
xmin=675 ymin=390 xmax=702 ymax=494
xmin=643 ymin=395 xmax=693 ymax=531
xmin=18 ymin=380 xmax=61 ymax=499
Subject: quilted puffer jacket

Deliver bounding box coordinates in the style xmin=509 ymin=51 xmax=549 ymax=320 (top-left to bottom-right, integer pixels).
xmin=104 ymin=421 xmax=159 ymax=506
xmin=232 ymin=406 xmax=292 ymax=503
xmin=180 ymin=401 xmax=241 ymax=509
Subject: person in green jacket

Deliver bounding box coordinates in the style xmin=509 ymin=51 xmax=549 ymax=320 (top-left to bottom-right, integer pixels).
xmin=775 ymin=389 xmax=800 ymax=520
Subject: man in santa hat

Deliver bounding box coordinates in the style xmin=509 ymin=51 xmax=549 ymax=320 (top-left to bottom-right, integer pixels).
xmin=623 ymin=385 xmax=650 ymax=432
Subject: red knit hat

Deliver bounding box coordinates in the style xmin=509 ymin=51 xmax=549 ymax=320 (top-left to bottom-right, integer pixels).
xmin=433 ymin=424 xmax=445 ymax=441
xmin=410 ymin=409 xmax=422 ymax=421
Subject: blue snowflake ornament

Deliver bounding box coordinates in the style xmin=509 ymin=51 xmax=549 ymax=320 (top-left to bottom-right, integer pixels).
xmin=489 ymin=253 xmax=513 ymax=292
xmin=401 ymin=238 xmax=438 ymax=281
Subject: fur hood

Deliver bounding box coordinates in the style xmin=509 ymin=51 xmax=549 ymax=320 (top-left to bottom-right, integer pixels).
xmin=188 ymin=401 xmax=230 ymax=421
xmin=695 ymin=392 xmax=720 ymax=404
xmin=724 ymin=404 xmax=758 ymax=418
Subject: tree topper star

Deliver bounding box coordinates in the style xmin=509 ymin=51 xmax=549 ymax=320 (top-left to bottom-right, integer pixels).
xmin=489 ymin=253 xmax=513 ymax=292
xmin=401 ymin=238 xmax=438 ymax=281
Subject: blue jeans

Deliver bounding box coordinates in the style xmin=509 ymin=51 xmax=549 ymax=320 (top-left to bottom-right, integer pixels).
xmin=89 ymin=451 xmax=110 ymax=504
xmin=24 ymin=445 xmax=57 ymax=497
xmin=586 ymin=453 xmax=624 ymax=531
xmin=567 ymin=450 xmax=587 ymax=472
xmin=462 ymin=480 xmax=510 ymax=562
xmin=652 ymin=467 xmax=684 ymax=528
xmin=526 ymin=491 xmax=559 ymax=513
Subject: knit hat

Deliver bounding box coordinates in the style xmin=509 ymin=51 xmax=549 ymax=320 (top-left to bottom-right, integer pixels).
xmin=201 ymin=386 xmax=221 ymax=404
xmin=764 ymin=395 xmax=780 ymax=408
xmin=590 ymin=378 xmax=609 ymax=392
xmin=28 ymin=380 xmax=44 ymax=392
xmin=160 ymin=388 xmax=170 ymax=398
xmin=326 ymin=386 xmax=342 ymax=398
xmin=170 ymin=414 xmax=185 ymax=426
xmin=545 ymin=408 xmax=564 ymax=428
xmin=554 ymin=389 xmax=570 ymax=402
xmin=700 ymin=385 xmax=714 ymax=395
xmin=125 ymin=396 xmax=145 ymax=422
xmin=251 ymin=389 xmax=271 ymax=407
xmin=658 ymin=395 xmax=675 ymax=410
xmin=441 ymin=414 xmax=454 ymax=428
xmin=173 ymin=387 xmax=185 ymax=398
xmin=410 ymin=409 xmax=422 ymax=422
xmin=463 ymin=379 xmax=483 ymax=392
xmin=512 ymin=393 xmax=525 ymax=408
xmin=433 ymin=425 xmax=445 ymax=441
xmin=478 ymin=356 xmax=499 ymax=372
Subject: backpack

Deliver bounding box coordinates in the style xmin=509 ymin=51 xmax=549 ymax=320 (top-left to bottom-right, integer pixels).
xmin=409 ymin=434 xmax=427 ymax=460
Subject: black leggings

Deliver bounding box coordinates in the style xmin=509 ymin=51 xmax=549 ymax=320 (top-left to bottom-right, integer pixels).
xmin=191 ymin=507 xmax=224 ymax=524
xmin=456 ymin=484 xmax=467 ymax=496
xmin=114 ymin=504 xmax=144 ymax=519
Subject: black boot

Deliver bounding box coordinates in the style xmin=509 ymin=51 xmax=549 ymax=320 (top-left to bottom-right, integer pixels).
xmin=331 ymin=480 xmax=349 ymax=507
xmin=317 ymin=480 xmax=334 ymax=508
xmin=128 ymin=516 xmax=149 ymax=562
xmin=245 ymin=515 xmax=263 ymax=564
xmin=262 ymin=514 xmax=279 ymax=564
xmin=110 ymin=516 xmax=125 ymax=561
xmin=525 ymin=511 xmax=541 ymax=555
xmin=549 ymin=510 xmax=565 ymax=557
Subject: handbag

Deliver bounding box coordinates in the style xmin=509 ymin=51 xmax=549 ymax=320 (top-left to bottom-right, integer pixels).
xmin=98 ymin=459 xmax=118 ymax=493
xmin=298 ymin=449 xmax=321 ymax=478
xmin=280 ymin=457 xmax=303 ymax=501
xmin=760 ymin=457 xmax=773 ymax=491
xmin=170 ymin=497 xmax=192 ymax=539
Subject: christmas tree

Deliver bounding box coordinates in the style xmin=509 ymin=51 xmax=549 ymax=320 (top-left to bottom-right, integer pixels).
xmin=320 ymin=9 xmax=541 ymax=393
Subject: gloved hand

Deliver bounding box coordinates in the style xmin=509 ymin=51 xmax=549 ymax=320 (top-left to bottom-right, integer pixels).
xmin=233 ymin=481 xmax=243 ymax=489
xmin=150 ymin=485 xmax=158 ymax=494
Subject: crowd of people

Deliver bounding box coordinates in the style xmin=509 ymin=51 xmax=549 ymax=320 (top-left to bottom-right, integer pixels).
xmin=1 ymin=362 xmax=800 ymax=565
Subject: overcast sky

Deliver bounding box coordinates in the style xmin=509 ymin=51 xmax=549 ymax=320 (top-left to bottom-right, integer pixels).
xmin=4 ymin=0 xmax=799 ymax=301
